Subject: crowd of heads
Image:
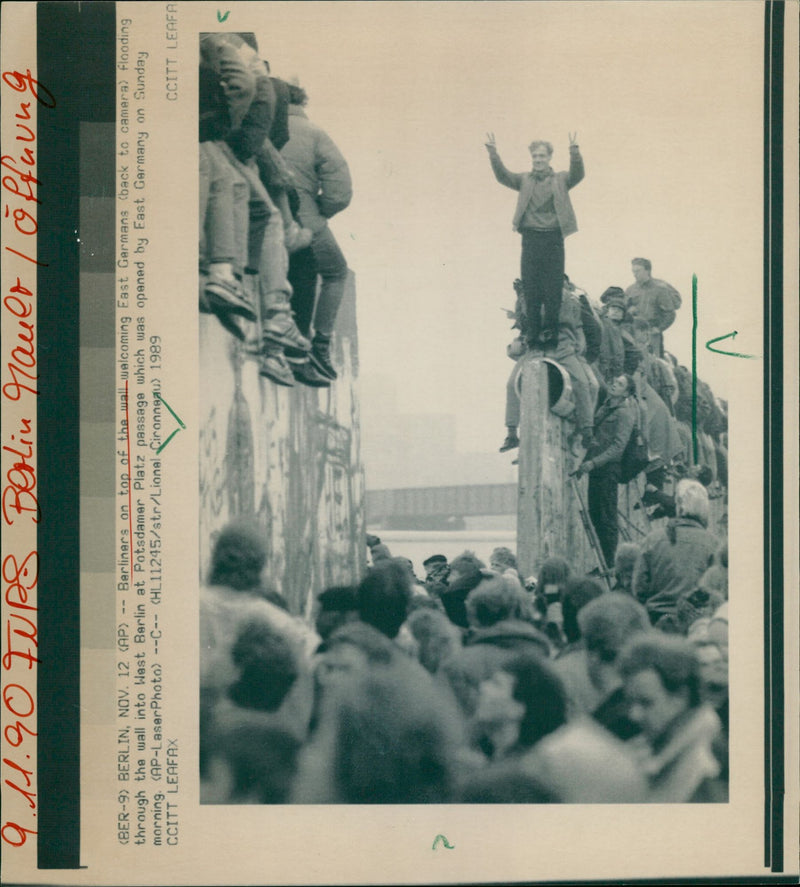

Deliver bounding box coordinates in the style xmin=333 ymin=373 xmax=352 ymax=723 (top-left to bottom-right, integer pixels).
xmin=200 ymin=520 xmax=729 ymax=805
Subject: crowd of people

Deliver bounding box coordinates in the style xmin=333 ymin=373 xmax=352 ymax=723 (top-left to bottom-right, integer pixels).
xmin=200 ymin=514 xmax=729 ymax=804
xmin=488 ymin=134 xmax=727 ymax=573
xmin=200 ymin=31 xmax=352 ymax=388
xmin=197 ymin=53 xmax=730 ymax=807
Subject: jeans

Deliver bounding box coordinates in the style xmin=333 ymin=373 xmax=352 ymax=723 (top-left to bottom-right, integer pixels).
xmin=215 ymin=145 xmax=292 ymax=315
xmin=505 ymin=360 xmax=524 ymax=427
xmin=309 ymin=225 xmax=348 ymax=338
xmin=520 ymin=228 xmax=565 ymax=340
xmin=199 ymin=141 xmax=249 ymax=275
xmin=558 ymin=353 xmax=599 ymax=433
xmin=288 ymin=245 xmax=318 ymax=338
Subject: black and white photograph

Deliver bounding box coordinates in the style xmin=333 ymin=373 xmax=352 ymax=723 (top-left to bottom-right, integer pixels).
xmin=1 ymin=1 xmax=798 ymax=885
xmin=196 ymin=3 xmax=744 ymax=810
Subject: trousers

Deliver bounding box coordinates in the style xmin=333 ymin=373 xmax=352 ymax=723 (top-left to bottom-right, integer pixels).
xmin=587 ymin=462 xmax=621 ymax=568
xmin=520 ymin=228 xmax=564 ymax=340
xmin=288 ymin=225 xmax=348 ymax=339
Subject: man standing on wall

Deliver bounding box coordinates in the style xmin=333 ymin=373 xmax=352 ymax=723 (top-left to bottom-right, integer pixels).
xmin=486 ymin=132 xmax=584 ymax=346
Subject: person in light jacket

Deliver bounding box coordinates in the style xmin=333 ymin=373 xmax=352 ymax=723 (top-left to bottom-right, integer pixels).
xmin=633 ymin=479 xmax=719 ymax=626
xmin=485 ymin=132 xmax=584 ymax=346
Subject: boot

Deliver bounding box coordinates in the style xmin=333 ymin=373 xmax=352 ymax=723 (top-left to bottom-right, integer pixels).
xmin=262 ymin=308 xmax=311 ymax=357
xmin=290 ymin=358 xmax=331 ymax=388
xmin=258 ymin=346 xmax=294 ymax=387
xmin=309 ymin=333 xmax=337 ymax=380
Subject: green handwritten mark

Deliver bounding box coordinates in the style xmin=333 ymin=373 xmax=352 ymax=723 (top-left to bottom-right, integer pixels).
xmin=217 ymin=10 xmax=230 ymax=22
xmin=153 ymin=391 xmax=186 ymax=454
xmin=705 ymin=330 xmax=758 ymax=359
xmin=432 ymin=835 xmax=455 ymax=851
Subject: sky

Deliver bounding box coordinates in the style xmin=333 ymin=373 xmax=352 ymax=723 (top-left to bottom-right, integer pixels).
xmin=244 ymin=1 xmax=766 ymax=462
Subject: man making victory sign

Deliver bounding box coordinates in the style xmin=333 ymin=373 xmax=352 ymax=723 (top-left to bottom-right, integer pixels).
xmin=486 ymin=131 xmax=584 ymax=346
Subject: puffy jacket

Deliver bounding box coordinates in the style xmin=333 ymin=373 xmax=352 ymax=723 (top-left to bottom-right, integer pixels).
xmin=280 ymin=106 xmax=352 ymax=233
xmin=624 ymin=277 xmax=681 ymax=331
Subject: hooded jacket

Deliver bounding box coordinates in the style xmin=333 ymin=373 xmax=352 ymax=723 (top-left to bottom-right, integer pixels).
xmin=633 ymin=517 xmax=718 ymax=619
xmin=280 ymin=106 xmax=352 ymax=234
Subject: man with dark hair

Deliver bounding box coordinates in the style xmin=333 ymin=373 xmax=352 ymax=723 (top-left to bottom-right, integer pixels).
xmin=624 ymin=258 xmax=682 ymax=357
xmin=572 ymin=374 xmax=637 ymax=568
xmin=357 ymin=559 xmax=412 ymax=639
xmin=578 ymin=592 xmax=651 ymax=738
xmin=485 ymin=132 xmax=584 ymax=346
xmin=314 ymin=585 xmax=360 ymax=641
xmin=618 ymin=633 xmax=724 ymax=801
xmin=440 ymin=551 xmax=486 ymax=628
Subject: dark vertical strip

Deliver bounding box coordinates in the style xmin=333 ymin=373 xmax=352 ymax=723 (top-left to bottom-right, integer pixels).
xmin=763 ymin=0 xmax=784 ymax=874
xmin=36 ymin=0 xmax=115 ymax=869
xmin=691 ymin=273 xmax=698 ymax=464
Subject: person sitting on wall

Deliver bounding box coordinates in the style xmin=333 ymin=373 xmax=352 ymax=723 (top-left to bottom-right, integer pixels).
xmin=498 ymin=278 xmax=528 ymax=453
xmin=485 ymin=132 xmax=584 ymax=346
xmin=281 ymin=81 xmax=353 ymax=382
xmin=595 ymin=287 xmax=628 ymax=388
xmin=624 ymin=257 xmax=681 ymax=358
xmin=548 ymin=277 xmax=600 ymax=451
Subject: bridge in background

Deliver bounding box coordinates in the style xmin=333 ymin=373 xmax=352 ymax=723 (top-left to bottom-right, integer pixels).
xmin=366 ymin=483 xmax=516 ymax=530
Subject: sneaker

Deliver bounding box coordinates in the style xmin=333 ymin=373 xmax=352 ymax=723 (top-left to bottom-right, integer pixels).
xmin=204 ymin=277 xmax=257 ymax=322
xmin=258 ymin=351 xmax=295 ymax=387
xmin=285 ymin=221 xmax=313 ymax=253
xmin=511 ymin=457 xmax=519 ymax=465
xmin=309 ymin=336 xmax=337 ymax=380
xmin=215 ymin=312 xmax=247 ymax=341
xmin=499 ymin=434 xmax=520 ymax=453
xmin=262 ymin=314 xmax=312 ymax=356
xmin=203 ymin=282 xmax=247 ymax=341
xmin=284 ymin=349 xmax=312 ymax=366
xmin=290 ymin=359 xmax=331 ymax=388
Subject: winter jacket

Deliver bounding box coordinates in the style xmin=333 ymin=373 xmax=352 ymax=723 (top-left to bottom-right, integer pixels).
xmin=489 ymin=147 xmax=584 ymax=236
xmin=521 ymin=717 xmax=648 ymax=803
xmin=280 ymin=106 xmax=352 ymax=234
xmin=585 ymin=396 xmax=637 ymax=472
xmin=633 ymin=517 xmax=718 ymax=620
xmin=634 ymin=375 xmax=684 ymax=464
xmin=626 ymin=704 xmax=723 ymax=802
xmin=624 ymin=277 xmax=681 ymax=331
xmin=199 ymin=33 xmax=274 ymax=161
xmin=443 ymin=619 xmax=550 ymax=716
